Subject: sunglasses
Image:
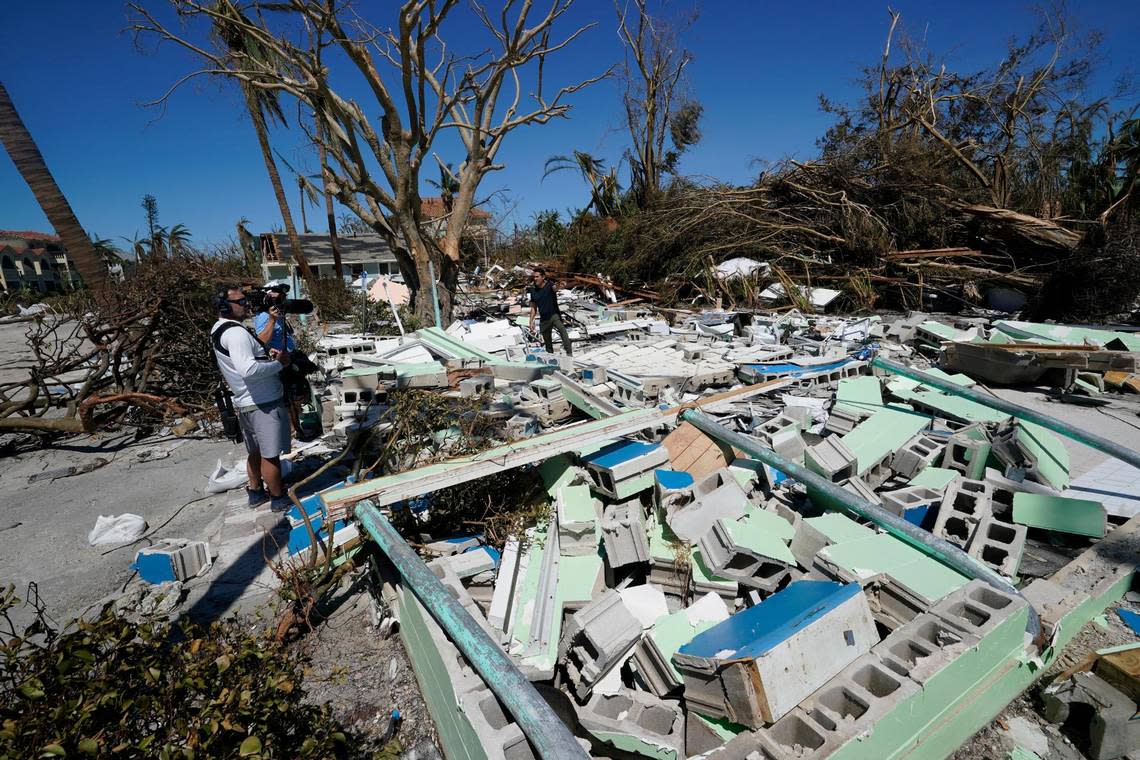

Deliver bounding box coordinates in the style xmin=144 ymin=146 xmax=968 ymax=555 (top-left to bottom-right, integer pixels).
xmin=227 ymin=298 xmax=249 ymax=306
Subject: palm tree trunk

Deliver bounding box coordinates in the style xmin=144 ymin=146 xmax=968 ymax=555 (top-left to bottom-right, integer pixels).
xmin=243 ymin=84 xmax=314 ymax=287
xmin=316 ymin=118 xmax=344 ymax=279
xmin=0 ymin=81 xmax=108 ymax=292
xmin=298 ymin=176 xmax=310 ymax=233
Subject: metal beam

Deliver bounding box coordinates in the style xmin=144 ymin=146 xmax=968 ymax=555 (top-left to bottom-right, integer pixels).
xmin=356 ymin=502 xmax=588 ymax=759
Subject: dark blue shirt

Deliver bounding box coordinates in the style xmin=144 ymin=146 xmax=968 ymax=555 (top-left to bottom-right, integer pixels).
xmin=527 ymin=282 xmax=560 ymax=319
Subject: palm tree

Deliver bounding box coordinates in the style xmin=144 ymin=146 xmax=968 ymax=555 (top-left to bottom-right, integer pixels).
xmin=426 ymin=157 xmax=461 ymax=213
xmin=167 ymin=223 xmax=192 ymax=257
xmin=543 ymin=151 xmax=621 ymax=217
xmin=315 ymin=112 xmax=344 ymax=278
xmin=210 ymin=1 xmax=314 ymax=289
xmin=0 ymin=81 xmax=108 ymax=291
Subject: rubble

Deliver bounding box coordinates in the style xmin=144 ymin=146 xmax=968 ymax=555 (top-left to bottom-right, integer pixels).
xmin=162 ymin=278 xmax=1140 ymax=760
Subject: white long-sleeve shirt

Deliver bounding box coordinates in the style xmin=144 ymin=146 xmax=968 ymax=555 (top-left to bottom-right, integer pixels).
xmin=211 ymin=318 xmax=284 ymax=408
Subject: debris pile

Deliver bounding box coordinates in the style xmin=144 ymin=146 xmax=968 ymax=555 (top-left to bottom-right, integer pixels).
xmin=283 ymin=276 xmax=1140 ymax=759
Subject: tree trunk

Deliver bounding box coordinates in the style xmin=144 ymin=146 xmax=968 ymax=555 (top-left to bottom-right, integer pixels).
xmin=0 ymin=81 xmax=108 ymax=293
xmin=243 ymin=84 xmax=315 ymax=288
xmin=316 ymin=120 xmax=344 ymax=279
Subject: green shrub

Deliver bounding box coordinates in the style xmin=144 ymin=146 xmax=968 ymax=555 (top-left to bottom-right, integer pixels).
xmin=0 ymin=585 xmax=352 ymax=759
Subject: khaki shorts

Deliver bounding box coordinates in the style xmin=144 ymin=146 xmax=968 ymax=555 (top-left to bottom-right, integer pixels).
xmin=237 ymin=399 xmax=292 ymax=459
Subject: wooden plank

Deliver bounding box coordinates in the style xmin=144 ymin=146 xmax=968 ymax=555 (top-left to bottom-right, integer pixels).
xmin=324 ymin=377 xmax=793 ymax=514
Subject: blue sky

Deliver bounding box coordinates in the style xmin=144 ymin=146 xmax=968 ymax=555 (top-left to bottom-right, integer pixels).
xmin=1 ymin=1 xmax=1137 ymax=249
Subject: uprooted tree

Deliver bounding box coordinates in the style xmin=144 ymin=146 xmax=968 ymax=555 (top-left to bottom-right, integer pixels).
xmin=527 ymin=7 xmax=1139 ymax=318
xmin=131 ymin=0 xmax=607 ymax=325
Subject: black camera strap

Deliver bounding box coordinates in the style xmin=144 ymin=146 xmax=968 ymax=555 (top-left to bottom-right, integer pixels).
xmin=211 ymin=320 xmax=268 ymax=358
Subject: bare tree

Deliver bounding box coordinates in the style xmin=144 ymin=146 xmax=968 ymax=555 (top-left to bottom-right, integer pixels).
xmin=616 ymin=0 xmax=701 ymax=209
xmin=131 ymin=0 xmax=605 ymax=323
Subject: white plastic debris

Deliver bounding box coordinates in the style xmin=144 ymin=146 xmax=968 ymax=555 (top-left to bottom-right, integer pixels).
xmin=88 ymin=513 xmax=148 ymax=546
xmin=205 ymin=456 xmax=248 ymax=494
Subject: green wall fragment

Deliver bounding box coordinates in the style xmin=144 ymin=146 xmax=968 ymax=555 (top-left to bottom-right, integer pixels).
xmin=1012 ymin=493 xmax=1106 ymax=537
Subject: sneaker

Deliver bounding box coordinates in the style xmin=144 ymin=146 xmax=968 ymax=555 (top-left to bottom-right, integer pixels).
xmin=270 ymin=494 xmax=292 ymax=513
xmin=247 ymin=488 xmax=268 ymax=507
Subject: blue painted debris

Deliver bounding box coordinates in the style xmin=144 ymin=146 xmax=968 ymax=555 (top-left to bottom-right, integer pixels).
xmin=655 ymin=469 xmax=695 ymax=490
xmin=740 ymin=358 xmax=851 ymax=379
xmin=1117 ymin=608 xmax=1140 ymax=636
xmin=678 ymin=580 xmax=859 ymax=661
xmin=132 ymin=540 xmax=211 ymax=584
xmin=583 ymin=439 xmax=662 ymax=469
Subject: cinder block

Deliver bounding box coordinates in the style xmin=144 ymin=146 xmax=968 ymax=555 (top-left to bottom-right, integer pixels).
xmin=891 ymin=433 xmax=944 ymax=479
xmin=789 ymin=512 xmax=875 ymax=571
xmin=582 ymin=439 xmax=670 ymax=500
xmin=674 ymin=580 xmax=879 ymax=728
xmin=967 ymin=516 xmax=1027 ymax=578
xmin=929 ymin=580 xmax=1029 ymax=671
xmin=697 ymin=518 xmax=795 ymax=593
xmin=133 ymin=539 xmax=211 ymax=583
xmin=824 ymin=407 xmax=863 ymax=435
xmin=874 ymin=611 xmax=981 ymax=684
xmin=804 ymin=437 xmax=858 ymax=483
xmin=561 ymin=590 xmax=643 ymax=700
xmin=459 ymin=375 xmax=493 ymax=397
xmin=839 ymin=475 xmax=881 ymax=506
xmin=931 ymin=477 xmax=993 ymax=549
xmin=576 ymin=690 xmax=685 ymax=760
xmin=458 ymin=687 xmax=536 ymax=760
xmin=506 ymin=413 xmax=539 ymax=438
xmin=653 ymin=468 xmax=695 ymax=514
xmin=601 ymin=499 xmax=650 ymax=568
xmin=941 ymin=429 xmax=992 ymax=480
xmin=668 ymin=469 xmax=749 ymax=542
xmin=879 ymin=485 xmax=943 ymax=527
xmin=1043 ymin=672 xmax=1140 ymax=760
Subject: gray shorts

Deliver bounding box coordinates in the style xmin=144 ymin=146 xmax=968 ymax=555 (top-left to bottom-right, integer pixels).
xmin=237 ymin=399 xmax=292 ymax=459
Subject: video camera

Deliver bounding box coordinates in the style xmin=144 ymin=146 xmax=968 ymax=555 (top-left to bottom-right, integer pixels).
xmin=246 ymin=283 xmax=314 ymax=315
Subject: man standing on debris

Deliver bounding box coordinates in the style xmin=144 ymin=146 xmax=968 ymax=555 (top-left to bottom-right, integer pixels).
xmin=211 ymin=285 xmax=293 ymax=511
xmin=527 ymin=267 xmax=573 ymax=356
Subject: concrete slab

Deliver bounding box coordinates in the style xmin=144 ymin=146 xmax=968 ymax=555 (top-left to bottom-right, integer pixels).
xmin=1012 ymin=492 xmax=1107 ymax=538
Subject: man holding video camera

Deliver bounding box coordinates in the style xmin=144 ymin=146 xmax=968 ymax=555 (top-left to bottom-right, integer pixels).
xmin=211 ymin=284 xmax=293 ymax=511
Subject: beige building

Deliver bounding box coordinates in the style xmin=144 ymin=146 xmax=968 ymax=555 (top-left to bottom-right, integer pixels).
xmin=0 ymin=231 xmax=83 ymax=293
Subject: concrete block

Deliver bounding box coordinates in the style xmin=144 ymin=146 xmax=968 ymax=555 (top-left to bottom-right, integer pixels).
xmin=932 ymin=477 xmax=993 ymax=549
xmin=653 ymin=468 xmax=695 ymax=514
xmin=668 ymin=469 xmax=749 ymax=543
xmin=561 ymin=589 xmax=644 ymax=700
xmin=929 ymin=580 xmax=1029 ymax=669
xmin=133 ymin=539 xmax=211 ymax=583
xmin=874 ymin=611 xmax=981 ymax=683
xmin=824 ymin=407 xmax=864 ymax=435
xmin=796 ymin=652 xmax=921 ymax=752
xmin=891 ymin=433 xmax=944 ymax=480
xmin=686 ymin=712 xmax=746 ymax=757
xmin=967 ymin=516 xmax=1027 ymax=578
xmin=697 ymin=512 xmax=796 ymax=592
xmin=804 ymin=437 xmax=858 ymax=483
xmin=582 ymin=439 xmax=670 ymax=500
xmin=556 ymin=482 xmax=600 ymax=557
xmin=576 ymin=690 xmax=685 ymax=760
xmin=839 ymin=475 xmax=881 ymax=506
xmin=1012 ymin=492 xmax=1107 ymax=538
xmin=674 ymin=580 xmax=879 ymax=728
xmin=879 ymin=485 xmax=943 ymax=527
xmin=458 ymin=687 xmax=536 ymax=760
xmin=942 ymin=429 xmax=993 ymax=480
xmin=630 ymin=592 xmax=729 ymax=697
xmin=601 ymin=499 xmax=651 ymax=568
xmin=442 ymin=547 xmax=497 ymax=579
xmin=789 ymin=512 xmax=875 ymax=570
xmin=757 ymin=424 xmax=806 ymax=463
xmin=458 ymin=375 xmax=493 ymax=397
xmin=1042 ymin=672 xmax=1140 ymax=760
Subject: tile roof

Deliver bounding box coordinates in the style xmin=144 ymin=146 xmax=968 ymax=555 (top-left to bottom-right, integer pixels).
xmin=269 ymin=232 xmax=398 ymax=265
xmin=420 ymin=197 xmax=491 ymax=220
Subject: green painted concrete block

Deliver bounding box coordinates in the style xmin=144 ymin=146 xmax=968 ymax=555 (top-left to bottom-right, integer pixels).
xmin=835 ymin=375 xmax=885 ymax=416
xmin=1014 ymin=421 xmax=1070 ymax=491
xmin=908 ymin=390 xmax=1010 ymax=425
xmin=841 ymin=408 xmax=930 ymax=474
xmin=1012 ymin=493 xmax=1106 ymax=537
xmin=909 ymin=466 xmax=959 ymax=490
